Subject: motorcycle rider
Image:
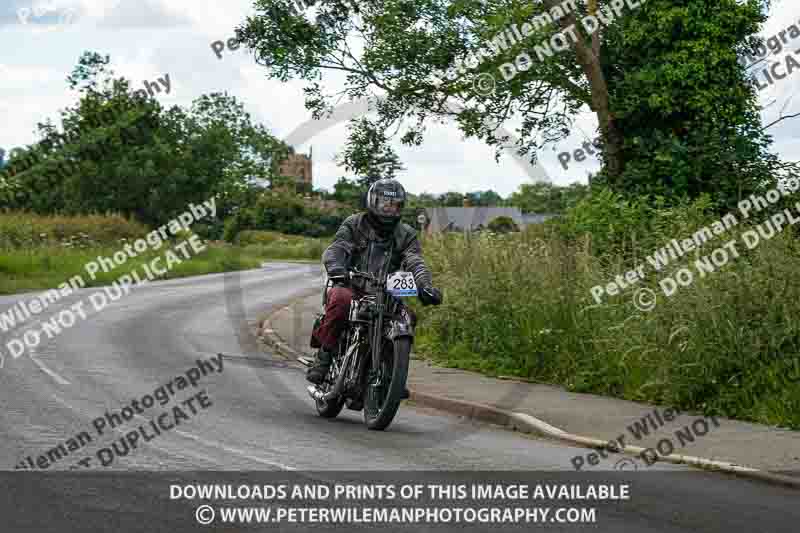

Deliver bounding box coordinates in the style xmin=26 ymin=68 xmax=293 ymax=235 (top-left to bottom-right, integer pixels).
xmin=306 ymin=178 xmax=443 ymax=385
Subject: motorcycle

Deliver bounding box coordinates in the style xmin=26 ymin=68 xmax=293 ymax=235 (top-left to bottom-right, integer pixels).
xmin=302 ymin=268 xmax=420 ymax=431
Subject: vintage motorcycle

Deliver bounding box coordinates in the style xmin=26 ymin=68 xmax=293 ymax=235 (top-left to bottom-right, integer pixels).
xmin=302 ymin=268 xmax=421 ymax=431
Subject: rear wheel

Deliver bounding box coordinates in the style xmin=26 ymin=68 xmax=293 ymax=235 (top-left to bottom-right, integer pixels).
xmin=363 ymin=337 xmax=411 ymax=431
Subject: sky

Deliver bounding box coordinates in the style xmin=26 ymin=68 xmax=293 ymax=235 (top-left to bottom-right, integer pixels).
xmin=1 ymin=0 xmax=799 ymax=197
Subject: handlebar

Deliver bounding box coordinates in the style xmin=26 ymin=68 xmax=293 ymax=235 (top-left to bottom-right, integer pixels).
xmin=328 ymin=270 xmax=383 ymax=286
xmin=349 ymin=270 xmax=378 ymax=282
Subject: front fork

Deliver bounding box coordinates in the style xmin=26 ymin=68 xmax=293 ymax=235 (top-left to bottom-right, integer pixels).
xmin=369 ymin=294 xmax=386 ymax=385
xmin=367 ymin=298 xmax=415 ymax=386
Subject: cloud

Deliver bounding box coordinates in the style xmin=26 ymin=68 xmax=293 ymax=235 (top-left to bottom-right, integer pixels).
xmin=0 ymin=63 xmax=62 ymax=86
xmin=97 ymin=0 xmax=191 ymax=29
xmin=0 ymin=0 xmax=34 ymax=26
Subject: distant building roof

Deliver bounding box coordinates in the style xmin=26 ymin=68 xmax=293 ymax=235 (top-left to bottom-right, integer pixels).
xmin=424 ymin=207 xmax=557 ymax=232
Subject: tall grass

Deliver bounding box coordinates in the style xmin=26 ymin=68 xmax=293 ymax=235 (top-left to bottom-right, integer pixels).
xmin=414 ymin=208 xmax=800 ymax=429
xmin=236 ymin=230 xmax=325 ymax=260
xmin=0 ymin=244 xmax=269 ymax=294
xmin=0 ymin=211 xmax=148 ymax=250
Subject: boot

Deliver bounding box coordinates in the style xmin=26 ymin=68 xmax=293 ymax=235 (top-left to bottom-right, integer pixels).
xmin=306 ymin=347 xmax=333 ymax=385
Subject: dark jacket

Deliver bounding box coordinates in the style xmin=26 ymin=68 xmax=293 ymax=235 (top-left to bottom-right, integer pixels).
xmin=322 ymin=213 xmax=433 ymax=288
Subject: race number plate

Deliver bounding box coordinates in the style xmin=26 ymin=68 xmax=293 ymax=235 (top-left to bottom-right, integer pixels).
xmin=387 ymin=271 xmax=417 ymax=297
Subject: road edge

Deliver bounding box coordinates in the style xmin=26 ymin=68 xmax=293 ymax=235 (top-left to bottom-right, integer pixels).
xmin=255 ymin=296 xmax=800 ymax=490
xmin=255 ymin=287 xmax=320 ymax=363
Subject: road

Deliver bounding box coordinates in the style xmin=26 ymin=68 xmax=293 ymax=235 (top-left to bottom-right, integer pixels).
xmin=0 ymin=263 xmax=796 ymax=532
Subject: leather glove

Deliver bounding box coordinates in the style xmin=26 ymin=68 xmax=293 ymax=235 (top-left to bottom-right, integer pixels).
xmin=418 ymin=286 xmax=443 ymax=306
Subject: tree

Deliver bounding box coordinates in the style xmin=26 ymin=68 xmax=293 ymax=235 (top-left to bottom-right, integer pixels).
xmin=439 ymin=191 xmax=464 ymax=207
xmin=270 ymin=174 xmax=297 ymax=191
xmin=510 ymin=182 xmax=561 ymax=213
xmin=0 ymin=147 xmax=17 ymax=208
xmin=371 ymin=149 xmax=406 ymax=181
xmin=336 ymin=118 xmax=406 ymax=186
xmin=412 ymin=192 xmax=438 ymax=207
xmin=561 ymin=182 xmax=590 ymax=210
xmin=237 ymin=0 xmax=779 ymax=206
xmin=332 ymin=176 xmax=364 ymax=207
xmin=597 ymin=0 xmax=791 ymax=207
xmin=487 ymin=216 xmax=519 ymax=233
xmin=510 ymin=182 xmax=589 ymax=213
xmin=224 ymin=189 xmax=345 ymax=239
xmin=466 ymin=189 xmax=504 ymax=206
xmin=3 ymin=51 xmax=288 ymax=225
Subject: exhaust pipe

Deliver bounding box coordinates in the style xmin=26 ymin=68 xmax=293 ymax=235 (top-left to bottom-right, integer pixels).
xmin=322 ymin=367 xmax=348 ymax=401
xmin=306 ymin=381 xmax=345 ymax=402
xmin=307 ymin=356 xmax=349 ymax=402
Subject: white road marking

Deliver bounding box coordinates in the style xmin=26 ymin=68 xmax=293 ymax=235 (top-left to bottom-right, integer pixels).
xmin=173 ymin=429 xmax=295 ymax=470
xmin=12 ymin=314 xmax=73 ymax=386
xmin=29 ymin=354 xmax=70 ymax=385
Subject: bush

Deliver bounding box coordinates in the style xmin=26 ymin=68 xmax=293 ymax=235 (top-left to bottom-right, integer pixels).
xmin=551 ymin=188 xmax=715 ymax=258
xmin=222 ymin=191 xmax=347 ymax=241
xmin=192 ymin=220 xmax=225 ymax=241
xmin=487 ymin=216 xmax=519 ymax=233
xmin=0 ymin=211 xmax=148 ymax=250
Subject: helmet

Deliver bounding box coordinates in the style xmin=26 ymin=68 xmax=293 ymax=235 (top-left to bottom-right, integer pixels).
xmin=366 ymin=178 xmax=406 ymax=232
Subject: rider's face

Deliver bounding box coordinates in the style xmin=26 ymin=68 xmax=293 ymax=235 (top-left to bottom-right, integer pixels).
xmin=376 ymin=196 xmax=402 ymax=216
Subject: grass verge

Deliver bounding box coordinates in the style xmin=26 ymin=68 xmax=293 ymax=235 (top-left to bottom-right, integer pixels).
xmin=413 ymin=225 xmax=800 ymax=430
xmin=0 ymin=243 xmax=276 ymax=294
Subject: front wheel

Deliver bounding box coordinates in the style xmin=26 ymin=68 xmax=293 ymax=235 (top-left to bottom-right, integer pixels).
xmin=363 ymin=338 xmax=411 ymax=431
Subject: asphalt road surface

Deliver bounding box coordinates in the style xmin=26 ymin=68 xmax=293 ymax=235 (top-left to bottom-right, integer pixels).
xmin=0 ymin=263 xmax=796 ymax=532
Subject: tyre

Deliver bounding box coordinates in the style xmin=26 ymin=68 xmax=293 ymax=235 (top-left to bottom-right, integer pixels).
xmin=363 ymin=337 xmax=411 ymax=431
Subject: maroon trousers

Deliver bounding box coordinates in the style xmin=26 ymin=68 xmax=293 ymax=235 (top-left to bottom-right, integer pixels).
xmin=312 ymin=287 xmax=355 ymax=350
